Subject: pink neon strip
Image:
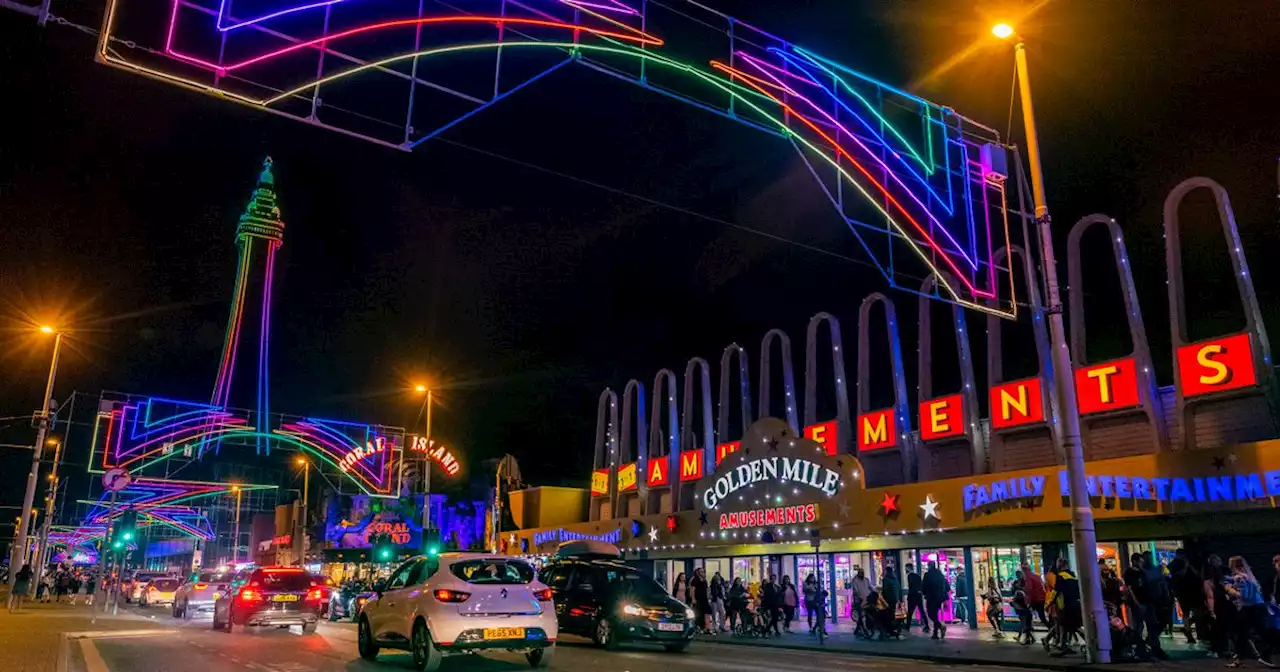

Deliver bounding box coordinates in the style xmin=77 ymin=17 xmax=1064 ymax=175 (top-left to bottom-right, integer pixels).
xmin=282 ymin=422 xmax=387 ymax=489
xmin=166 ymin=12 xmax=661 ymax=73
xmin=718 ymin=62 xmax=994 ymax=300
xmin=213 ymin=0 xmax=638 ymax=34
xmin=733 ymin=53 xmax=981 ymax=275
xmin=113 ymin=411 xmax=235 ymax=461
xmin=113 ymin=422 xmax=246 ymax=468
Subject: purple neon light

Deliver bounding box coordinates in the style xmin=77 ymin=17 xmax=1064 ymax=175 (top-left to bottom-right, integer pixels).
xmin=733 ymin=52 xmax=988 ymax=289
xmin=213 ymin=0 xmax=638 ymax=33
xmin=280 ymin=421 xmax=392 ymax=488
xmin=107 ymin=406 xmax=245 ymax=464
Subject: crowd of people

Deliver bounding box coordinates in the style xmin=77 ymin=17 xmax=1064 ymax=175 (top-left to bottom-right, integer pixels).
xmin=5 ymin=563 xmax=101 ymax=612
xmin=668 ymin=551 xmax=1280 ymax=668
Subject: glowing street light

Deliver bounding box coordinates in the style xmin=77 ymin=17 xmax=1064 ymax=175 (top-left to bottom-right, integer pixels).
xmin=411 ymin=383 xmax=435 ymax=535
xmin=414 ymin=384 xmax=428 ymax=393
xmin=294 ymin=457 xmax=310 ymax=567
xmin=991 ymin=23 xmax=1110 ymax=663
xmin=39 ymin=325 xmax=55 ymax=334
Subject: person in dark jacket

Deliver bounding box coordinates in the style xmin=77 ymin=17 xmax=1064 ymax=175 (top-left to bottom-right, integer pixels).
xmin=691 ymin=568 xmax=711 ymax=633
xmin=727 ymin=578 xmax=748 ymax=631
xmin=761 ymin=574 xmax=782 ymax=635
xmin=906 ymin=563 xmax=928 ymax=632
xmin=1169 ymin=549 xmax=1204 ymax=644
xmin=923 ymin=561 xmax=951 ymax=639
xmin=881 ymin=566 xmax=902 ymax=638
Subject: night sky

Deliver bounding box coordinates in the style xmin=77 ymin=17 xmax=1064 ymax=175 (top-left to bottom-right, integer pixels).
xmin=2 ymin=0 xmax=1278 ymax=494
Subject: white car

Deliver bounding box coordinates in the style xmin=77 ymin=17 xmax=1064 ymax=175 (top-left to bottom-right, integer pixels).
xmin=141 ymin=577 xmax=181 ymax=607
xmin=358 ymin=553 xmax=557 ymax=671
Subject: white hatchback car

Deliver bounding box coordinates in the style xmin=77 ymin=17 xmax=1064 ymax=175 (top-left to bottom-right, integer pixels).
xmin=358 ymin=554 xmax=557 ymax=671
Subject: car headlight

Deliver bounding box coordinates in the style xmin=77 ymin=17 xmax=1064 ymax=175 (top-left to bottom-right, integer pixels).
xmin=622 ymin=604 xmax=646 ymax=617
xmin=685 ymin=608 xmax=696 ymax=620
xmin=212 ymin=593 xmax=222 ymax=600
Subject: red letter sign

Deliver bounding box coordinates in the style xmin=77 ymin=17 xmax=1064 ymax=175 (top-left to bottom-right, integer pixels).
xmin=646 ymin=457 xmax=669 ymax=487
xmin=1177 ymin=333 xmax=1257 ymax=397
xmin=989 ymin=378 xmax=1044 ymax=429
xmin=804 ymin=421 xmax=839 ymax=455
xmin=919 ymin=395 xmax=964 ymax=440
xmin=715 ymin=442 xmax=740 ymax=465
xmin=679 ymin=450 xmax=704 ymax=482
xmin=1075 ymin=357 xmax=1140 ymax=414
xmin=857 ymin=410 xmax=896 ymax=451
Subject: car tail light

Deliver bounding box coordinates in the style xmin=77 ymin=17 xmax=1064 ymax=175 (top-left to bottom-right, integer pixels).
xmin=237 ymin=588 xmax=262 ymax=602
xmin=194 ymin=583 xmax=208 ymax=590
xmin=433 ymin=589 xmax=470 ymax=603
xmin=534 ymin=588 xmax=554 ymax=602
xmin=306 ymin=589 xmax=323 ymax=602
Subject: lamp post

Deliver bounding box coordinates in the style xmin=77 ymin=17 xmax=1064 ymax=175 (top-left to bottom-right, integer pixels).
xmin=7 ymin=325 xmax=64 ymax=606
xmin=992 ymin=23 xmax=1110 ymax=663
xmin=32 ymin=436 xmax=65 ymax=575
xmin=230 ymin=486 xmax=243 ymax=565
xmin=414 ymin=385 xmax=434 ymax=535
xmin=294 ymin=457 xmax=309 ymax=567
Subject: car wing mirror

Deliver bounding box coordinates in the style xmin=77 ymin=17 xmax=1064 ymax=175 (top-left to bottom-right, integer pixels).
xmin=372 ymin=580 xmax=386 ymax=594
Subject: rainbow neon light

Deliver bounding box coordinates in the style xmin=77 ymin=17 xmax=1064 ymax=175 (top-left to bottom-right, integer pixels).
xmin=276 ymin=420 xmax=398 ymax=495
xmin=100 ymin=0 xmax=1019 ymax=317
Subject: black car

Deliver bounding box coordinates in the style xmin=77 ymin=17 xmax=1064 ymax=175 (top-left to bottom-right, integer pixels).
xmin=539 ymin=557 xmax=694 ymax=652
xmin=211 ymin=567 xmax=323 ymax=633
xmin=327 ymin=580 xmax=373 ymax=622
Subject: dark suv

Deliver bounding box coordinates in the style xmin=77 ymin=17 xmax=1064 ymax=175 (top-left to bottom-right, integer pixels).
xmin=212 ymin=567 xmax=323 ymax=633
xmin=538 ymin=557 xmax=693 ymax=652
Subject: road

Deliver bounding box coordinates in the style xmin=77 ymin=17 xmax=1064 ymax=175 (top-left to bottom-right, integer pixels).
xmin=68 ymin=606 xmax=1037 ymax=672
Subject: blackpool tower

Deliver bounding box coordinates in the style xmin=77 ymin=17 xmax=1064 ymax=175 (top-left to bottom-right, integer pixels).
xmin=209 ymin=157 xmax=284 ymax=454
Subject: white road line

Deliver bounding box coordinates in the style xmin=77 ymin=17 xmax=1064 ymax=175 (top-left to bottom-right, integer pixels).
xmin=79 ymin=639 xmax=110 ymax=672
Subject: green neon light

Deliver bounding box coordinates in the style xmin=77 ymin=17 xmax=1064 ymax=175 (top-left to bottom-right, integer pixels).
xmin=264 ymin=41 xmax=976 ymax=310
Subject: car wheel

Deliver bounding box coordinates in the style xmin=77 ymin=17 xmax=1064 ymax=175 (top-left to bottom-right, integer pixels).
xmin=357 ymin=616 xmax=379 ymax=661
xmin=594 ymin=618 xmax=619 ymax=650
xmin=172 ymin=603 xmax=180 ymax=619
xmin=526 ymin=645 xmax=555 ymax=668
xmin=664 ymin=642 xmax=690 ymax=653
xmin=182 ymin=603 xmax=192 ymax=621
xmin=302 ymin=621 xmax=318 ymax=634
xmin=411 ymin=619 xmax=442 ymax=672
xmin=327 ymin=602 xmax=339 ymax=621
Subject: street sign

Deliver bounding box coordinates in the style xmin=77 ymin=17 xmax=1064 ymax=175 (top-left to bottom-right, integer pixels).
xmin=102 ymin=468 xmax=132 ymax=492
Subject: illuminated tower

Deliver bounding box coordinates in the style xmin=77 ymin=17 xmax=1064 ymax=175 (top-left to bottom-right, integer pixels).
xmin=210 ymin=157 xmax=285 ymax=453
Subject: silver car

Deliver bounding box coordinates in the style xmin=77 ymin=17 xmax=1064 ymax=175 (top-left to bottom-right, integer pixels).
xmin=172 ymin=571 xmax=232 ymax=619
xmin=127 ymin=571 xmax=171 ymax=603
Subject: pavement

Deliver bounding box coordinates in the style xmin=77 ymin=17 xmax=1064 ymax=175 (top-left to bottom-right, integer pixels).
xmin=0 ymin=591 xmax=1242 ymax=672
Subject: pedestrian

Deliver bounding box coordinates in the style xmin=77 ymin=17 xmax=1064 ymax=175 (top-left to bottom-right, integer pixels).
xmin=710 ymin=572 xmax=728 ymax=633
xmin=1012 ymin=571 xmax=1034 ymax=645
xmin=1099 ymin=559 xmax=1123 ymax=607
xmin=9 ymin=564 xmax=33 ymax=613
xmin=1142 ymin=551 xmax=1173 ymax=643
xmin=672 ymin=572 xmax=687 ymax=601
xmin=1047 ymin=556 xmax=1083 ymax=657
xmin=86 ymin=571 xmax=97 ymax=606
xmin=70 ymin=573 xmax=82 ymax=605
xmin=1125 ymin=552 xmax=1169 ymax=660
xmin=57 ymin=570 xmax=71 ymax=603
xmin=850 ymin=567 xmax=872 ymax=637
xmin=880 ymin=566 xmax=902 ymax=639
xmin=691 ymin=567 xmax=711 ymax=633
xmin=802 ymin=573 xmax=820 ymax=633
xmin=1169 ymin=549 xmax=1206 ymax=645
xmin=985 ymin=574 xmax=1005 ymax=638
xmin=762 ymin=574 xmax=782 ymax=636
xmin=923 ymin=561 xmax=950 ymax=640
xmin=728 ymin=577 xmax=747 ymax=631
xmin=1021 ymin=562 xmax=1048 ymax=627
xmin=906 ymin=563 xmax=928 ymax=632
xmin=1224 ymin=555 xmax=1273 ymax=668
xmin=780 ymin=575 xmax=798 ymax=631
xmin=1204 ymin=554 xmax=1236 ymax=659
xmin=954 ymin=568 xmax=971 ymax=625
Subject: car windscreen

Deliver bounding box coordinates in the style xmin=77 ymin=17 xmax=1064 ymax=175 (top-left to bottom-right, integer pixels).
xmin=254 ymin=570 xmax=313 ymax=591
xmin=195 ymin=572 xmax=228 ymax=583
xmin=449 ymin=560 xmax=535 ymax=585
xmin=602 ymin=569 xmax=669 ymax=601
xmin=151 ymin=579 xmax=181 ymax=591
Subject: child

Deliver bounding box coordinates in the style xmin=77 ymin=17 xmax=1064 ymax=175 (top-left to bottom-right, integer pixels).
xmin=984 ymin=576 xmax=1005 ymax=638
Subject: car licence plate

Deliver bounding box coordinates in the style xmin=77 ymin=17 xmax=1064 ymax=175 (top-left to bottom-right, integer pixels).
xmin=272 ymin=594 xmax=300 ymax=602
xmin=657 ymin=622 xmax=683 ymax=632
xmin=482 ymin=627 xmax=525 ymax=640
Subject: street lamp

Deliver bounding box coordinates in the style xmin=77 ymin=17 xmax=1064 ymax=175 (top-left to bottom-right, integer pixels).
xmin=412 ymin=384 xmax=434 ymax=537
xmin=293 ymin=457 xmax=309 ymax=567
xmin=7 ymin=325 xmax=65 ymax=606
xmin=33 ymin=436 xmax=65 ymax=574
xmin=230 ymin=485 xmax=243 ymax=565
xmin=992 ymin=23 xmax=1111 ymax=663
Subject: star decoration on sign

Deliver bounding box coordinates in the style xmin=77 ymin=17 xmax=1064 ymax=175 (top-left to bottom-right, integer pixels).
xmin=920 ymin=495 xmax=941 ymax=521
xmin=1227 ymin=453 xmax=1239 ymax=464
xmin=838 ymin=501 xmax=851 ymax=520
xmin=648 ymin=525 xmax=659 ymax=543
xmin=879 ymin=493 xmax=900 ymax=515
xmin=767 ymin=437 xmax=780 ymax=452
xmin=698 ymin=510 xmax=709 ymax=527
xmin=835 ymin=459 xmax=844 ymax=469
xmin=1212 ymin=456 xmax=1226 ymax=471
xmin=508 ymin=533 xmax=517 ymax=546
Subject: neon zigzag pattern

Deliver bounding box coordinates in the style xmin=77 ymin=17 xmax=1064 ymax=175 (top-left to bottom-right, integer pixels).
xmin=116 ymin=0 xmax=1014 ymax=316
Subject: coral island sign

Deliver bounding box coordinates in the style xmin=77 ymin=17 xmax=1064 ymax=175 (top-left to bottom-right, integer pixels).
xmin=363 ymin=520 xmax=412 ymax=545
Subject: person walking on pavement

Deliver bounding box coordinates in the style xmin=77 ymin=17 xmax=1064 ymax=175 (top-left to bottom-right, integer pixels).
xmin=1203 ymin=554 xmax=1236 ymax=660
xmin=762 ymin=574 xmax=783 ymax=636
xmin=691 ymin=567 xmax=711 ymax=634
xmin=1020 ymin=561 xmax=1048 ymax=627
xmin=850 ymin=568 xmax=873 ymax=637
xmin=1170 ymin=549 xmax=1206 ymax=645
xmin=9 ymin=564 xmax=33 ymax=612
xmin=906 ymin=563 xmax=928 ymax=632
xmin=710 ymin=572 xmax=728 ymax=633
xmin=954 ymin=568 xmax=971 ymax=625
xmin=923 ymin=561 xmax=950 ymax=640
xmin=803 ymin=574 xmax=820 ymax=633
xmin=1224 ymin=555 xmax=1273 ymax=668
xmin=672 ymin=572 xmax=687 ymax=601
xmin=780 ymin=575 xmax=799 ymax=631
xmin=881 ymin=566 xmax=902 ymax=638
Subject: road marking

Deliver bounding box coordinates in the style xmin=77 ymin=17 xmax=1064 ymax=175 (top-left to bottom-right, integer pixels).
xmin=79 ymin=639 xmax=110 ymax=672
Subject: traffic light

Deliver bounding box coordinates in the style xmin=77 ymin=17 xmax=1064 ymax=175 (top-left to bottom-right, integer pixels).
xmin=423 ymin=528 xmax=441 ymax=557
xmin=118 ymin=508 xmax=138 ymax=543
xmin=370 ymin=533 xmax=396 ymax=563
